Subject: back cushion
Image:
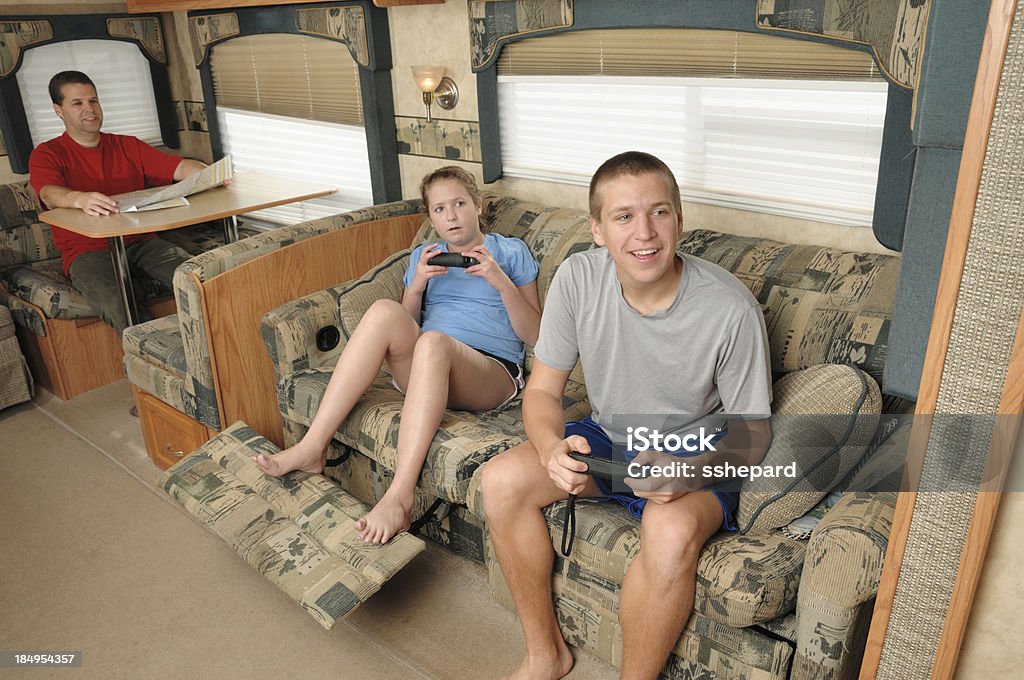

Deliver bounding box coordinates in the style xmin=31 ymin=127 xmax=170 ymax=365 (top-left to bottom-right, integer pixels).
xmin=411 ymin=193 xmax=594 ymax=302
xmin=0 ymin=181 xmax=59 ymax=267
xmin=679 ymin=229 xmax=899 ymax=384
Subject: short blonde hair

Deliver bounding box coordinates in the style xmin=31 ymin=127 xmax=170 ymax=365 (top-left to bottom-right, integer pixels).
xmin=419 ymin=166 xmax=481 ymax=210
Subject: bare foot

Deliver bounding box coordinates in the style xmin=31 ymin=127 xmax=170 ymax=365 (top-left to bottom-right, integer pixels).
xmin=353 ymin=492 xmax=413 ymax=544
xmin=504 ymin=644 xmax=574 ymax=680
xmin=252 ymin=441 xmax=325 ymax=477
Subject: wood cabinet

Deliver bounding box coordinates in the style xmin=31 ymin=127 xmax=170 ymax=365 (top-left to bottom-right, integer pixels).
xmin=133 ymin=386 xmax=214 ymax=470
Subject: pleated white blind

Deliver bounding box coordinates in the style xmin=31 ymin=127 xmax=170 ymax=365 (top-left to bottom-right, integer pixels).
xmin=496 ymin=28 xmax=887 ymax=226
xmin=498 ymin=74 xmax=886 ymax=226
xmin=16 ymin=39 xmax=162 ymax=147
xmin=210 ymin=34 xmax=362 ymax=126
xmin=217 ymin=107 xmax=372 ymax=225
xmin=497 ymin=28 xmax=882 ymax=80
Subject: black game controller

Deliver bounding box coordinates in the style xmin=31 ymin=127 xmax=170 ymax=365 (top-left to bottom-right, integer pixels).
xmin=427 ymin=252 xmax=480 ymax=268
xmin=567 ymin=450 xmax=639 ymax=480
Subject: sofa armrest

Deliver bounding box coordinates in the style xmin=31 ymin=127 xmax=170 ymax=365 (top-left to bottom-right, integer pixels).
xmin=791 ymin=490 xmax=896 ymax=680
xmin=172 ymin=199 xmax=423 ymax=400
xmin=261 ymin=287 xmax=348 ymax=384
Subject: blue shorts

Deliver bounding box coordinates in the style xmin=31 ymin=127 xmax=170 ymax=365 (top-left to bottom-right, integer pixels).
xmin=564 ymin=416 xmax=738 ymax=531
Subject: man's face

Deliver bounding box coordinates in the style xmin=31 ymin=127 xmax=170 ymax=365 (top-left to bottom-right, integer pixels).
xmin=54 ymin=82 xmax=103 ymax=137
xmin=590 ymin=171 xmax=683 ymax=289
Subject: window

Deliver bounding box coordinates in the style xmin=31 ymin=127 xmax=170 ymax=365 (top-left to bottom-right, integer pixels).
xmin=217 ymin=107 xmax=372 ymax=224
xmin=16 ymin=39 xmax=162 ymax=147
xmin=495 ymin=29 xmax=888 ymax=226
xmin=210 ymin=34 xmax=369 ymax=226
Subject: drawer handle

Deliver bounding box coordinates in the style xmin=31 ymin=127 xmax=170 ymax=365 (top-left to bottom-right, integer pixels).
xmin=165 ymin=446 xmax=185 ymax=457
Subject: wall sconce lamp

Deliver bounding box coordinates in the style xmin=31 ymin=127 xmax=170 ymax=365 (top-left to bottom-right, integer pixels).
xmin=411 ymin=65 xmax=458 ymax=122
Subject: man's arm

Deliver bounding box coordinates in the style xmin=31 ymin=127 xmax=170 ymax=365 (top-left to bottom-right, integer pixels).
xmin=38 ymin=185 xmax=119 ymax=216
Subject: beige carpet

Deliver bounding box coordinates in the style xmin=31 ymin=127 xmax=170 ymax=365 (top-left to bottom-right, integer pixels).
xmin=0 ymin=382 xmax=617 ymax=680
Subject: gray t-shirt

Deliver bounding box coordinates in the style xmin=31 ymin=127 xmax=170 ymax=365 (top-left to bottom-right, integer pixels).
xmin=535 ymin=248 xmax=772 ymax=446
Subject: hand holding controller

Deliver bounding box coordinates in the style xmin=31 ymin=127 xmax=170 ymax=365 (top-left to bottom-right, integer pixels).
xmin=567 ymin=450 xmax=641 ymax=481
xmin=427 ymin=252 xmax=480 ymax=268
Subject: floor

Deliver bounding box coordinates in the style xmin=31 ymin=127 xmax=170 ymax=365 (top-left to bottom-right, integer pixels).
xmin=0 ymin=381 xmax=619 ymax=680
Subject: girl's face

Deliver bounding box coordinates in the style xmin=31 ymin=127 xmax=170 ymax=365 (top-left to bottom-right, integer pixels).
xmin=426 ymin=178 xmax=483 ymax=250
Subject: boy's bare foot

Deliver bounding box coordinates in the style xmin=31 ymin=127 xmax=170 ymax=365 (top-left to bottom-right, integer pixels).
xmin=354 ymin=492 xmax=413 ymax=544
xmin=252 ymin=442 xmax=325 ymax=477
xmin=504 ymin=644 xmax=574 ymax=680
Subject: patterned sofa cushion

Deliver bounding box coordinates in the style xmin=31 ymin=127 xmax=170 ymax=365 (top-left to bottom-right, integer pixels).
xmin=678 ymin=230 xmax=899 ymax=385
xmin=123 ymin=314 xmax=187 ymax=377
xmin=280 ymin=371 xmax=591 ymax=504
xmin=736 ymin=364 xmax=882 ymax=534
xmin=160 ymin=422 xmax=425 ymax=629
xmin=0 ymin=181 xmax=57 ymax=268
xmin=0 ymin=259 xmax=97 ymax=319
xmin=122 ymin=314 xmax=218 ymax=428
xmin=475 ymin=489 xmax=807 ymax=631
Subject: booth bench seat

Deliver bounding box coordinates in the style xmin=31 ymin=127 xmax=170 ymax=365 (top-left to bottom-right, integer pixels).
xmin=0 ymin=179 xmax=255 ymax=400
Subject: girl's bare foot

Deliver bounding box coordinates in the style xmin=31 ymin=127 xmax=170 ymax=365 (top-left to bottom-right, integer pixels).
xmin=252 ymin=441 xmax=326 ymax=477
xmin=354 ymin=491 xmax=414 ymax=544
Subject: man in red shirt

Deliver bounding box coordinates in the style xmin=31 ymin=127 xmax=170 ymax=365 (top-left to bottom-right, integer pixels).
xmin=28 ymin=70 xmax=207 ymax=333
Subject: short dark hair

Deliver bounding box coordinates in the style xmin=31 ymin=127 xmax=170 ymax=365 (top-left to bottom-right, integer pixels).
xmin=419 ymin=165 xmax=482 ymax=210
xmin=49 ymin=71 xmax=95 ymax=105
xmin=588 ymin=151 xmax=681 ymax=220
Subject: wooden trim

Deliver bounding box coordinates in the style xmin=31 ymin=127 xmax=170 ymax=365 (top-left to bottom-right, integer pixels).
xmin=861 ymin=0 xmax=1019 ymax=677
xmin=127 ymin=0 xmax=320 ymax=12
xmin=933 ymin=308 xmax=1024 ymax=677
xmin=203 ymin=214 xmax=422 ymax=446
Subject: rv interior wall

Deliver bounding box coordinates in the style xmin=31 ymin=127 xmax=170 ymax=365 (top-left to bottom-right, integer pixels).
xmin=1 ymin=0 xmax=1021 ymax=677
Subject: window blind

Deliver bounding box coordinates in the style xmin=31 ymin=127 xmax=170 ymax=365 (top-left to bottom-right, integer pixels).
xmin=16 ymin=39 xmax=163 ymax=147
xmin=210 ymin=34 xmax=362 ymax=126
xmin=498 ymin=76 xmax=887 ymax=226
xmin=217 ymin=107 xmax=372 ymax=225
xmin=497 ymin=28 xmax=882 ymax=81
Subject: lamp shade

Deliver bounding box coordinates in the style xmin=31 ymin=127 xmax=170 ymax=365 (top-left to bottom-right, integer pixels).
xmin=411 ymin=65 xmax=447 ymax=92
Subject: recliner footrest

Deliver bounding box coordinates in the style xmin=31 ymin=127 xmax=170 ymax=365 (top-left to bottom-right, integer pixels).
xmin=160 ymin=421 xmax=426 ymax=629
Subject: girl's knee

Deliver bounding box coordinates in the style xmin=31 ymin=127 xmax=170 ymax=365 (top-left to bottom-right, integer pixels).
xmin=364 ymin=298 xmax=406 ymax=322
xmin=413 ymin=330 xmax=455 ymax=361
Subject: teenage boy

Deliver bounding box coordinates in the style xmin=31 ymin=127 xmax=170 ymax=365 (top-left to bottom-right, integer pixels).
xmin=481 ymin=151 xmax=773 ymax=680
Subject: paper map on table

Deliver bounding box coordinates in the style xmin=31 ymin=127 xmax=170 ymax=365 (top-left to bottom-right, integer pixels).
xmin=114 ymin=155 xmax=234 ymax=212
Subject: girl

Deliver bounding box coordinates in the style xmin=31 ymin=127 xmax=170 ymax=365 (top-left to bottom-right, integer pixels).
xmin=254 ymin=166 xmax=541 ymax=544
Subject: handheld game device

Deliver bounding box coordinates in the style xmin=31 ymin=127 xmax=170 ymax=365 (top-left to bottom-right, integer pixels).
xmin=427 ymin=253 xmax=480 ymax=268
xmin=567 ymin=451 xmax=639 ymax=480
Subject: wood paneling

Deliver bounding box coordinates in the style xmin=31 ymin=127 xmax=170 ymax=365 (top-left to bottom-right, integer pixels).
xmin=202 ymin=214 xmax=421 ymax=446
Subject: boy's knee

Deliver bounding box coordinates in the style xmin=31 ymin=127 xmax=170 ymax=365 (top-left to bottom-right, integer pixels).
xmin=480 ymin=450 xmax=531 ymax=516
xmin=641 ymin=512 xmax=705 ymax=569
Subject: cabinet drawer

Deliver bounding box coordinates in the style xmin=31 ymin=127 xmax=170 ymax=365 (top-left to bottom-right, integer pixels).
xmin=132 ymin=386 xmax=213 ymax=470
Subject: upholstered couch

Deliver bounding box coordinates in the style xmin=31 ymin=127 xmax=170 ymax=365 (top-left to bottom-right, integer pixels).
xmin=123 ymin=201 xmax=423 ymax=467
xmin=254 ymin=192 xmax=911 ymax=680
xmin=0 ymin=179 xmax=254 ymax=400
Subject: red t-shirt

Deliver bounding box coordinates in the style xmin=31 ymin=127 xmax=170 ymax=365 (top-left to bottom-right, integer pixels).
xmin=28 ymin=132 xmax=183 ymax=273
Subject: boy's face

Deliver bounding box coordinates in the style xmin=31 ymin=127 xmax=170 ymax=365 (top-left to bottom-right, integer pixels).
xmin=590 ymin=171 xmax=683 ymax=290
xmin=54 ymin=82 xmax=103 ymax=138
